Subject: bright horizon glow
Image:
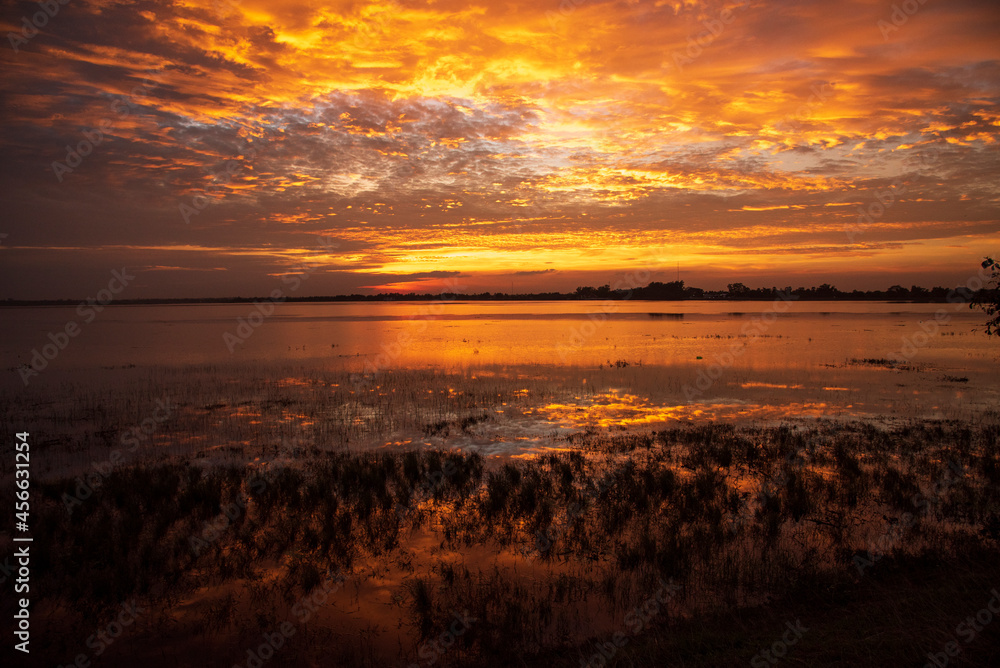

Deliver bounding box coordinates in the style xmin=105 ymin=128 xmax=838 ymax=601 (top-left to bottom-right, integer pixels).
xmin=1 ymin=0 xmax=998 ymax=298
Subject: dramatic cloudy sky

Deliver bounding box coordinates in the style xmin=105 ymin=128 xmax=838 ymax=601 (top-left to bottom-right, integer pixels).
xmin=1 ymin=0 xmax=998 ymax=298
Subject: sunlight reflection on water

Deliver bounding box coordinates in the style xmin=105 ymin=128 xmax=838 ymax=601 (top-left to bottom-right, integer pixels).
xmin=2 ymin=301 xmax=997 ymax=463
xmin=536 ymin=392 xmax=833 ymax=428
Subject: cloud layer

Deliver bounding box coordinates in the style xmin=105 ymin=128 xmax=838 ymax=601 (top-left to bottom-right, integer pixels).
xmin=1 ymin=0 xmax=998 ymax=297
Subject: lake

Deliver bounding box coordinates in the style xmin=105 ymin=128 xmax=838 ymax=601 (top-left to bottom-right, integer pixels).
xmin=3 ymin=300 xmax=996 ymax=465
xmin=3 ymin=299 xmax=993 ymax=369
xmin=5 ymin=300 xmax=999 ymax=668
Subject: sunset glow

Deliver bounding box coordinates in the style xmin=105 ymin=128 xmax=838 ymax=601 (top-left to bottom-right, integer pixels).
xmin=2 ymin=0 xmax=999 ymax=297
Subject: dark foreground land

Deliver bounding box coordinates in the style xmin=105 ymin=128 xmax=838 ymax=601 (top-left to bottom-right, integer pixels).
xmin=3 ymin=417 xmax=999 ymax=667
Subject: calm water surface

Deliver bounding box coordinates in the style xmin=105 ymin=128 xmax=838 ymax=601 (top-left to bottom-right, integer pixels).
xmin=3 ymin=300 xmax=992 ymax=370
xmin=3 ymin=301 xmax=997 ymax=435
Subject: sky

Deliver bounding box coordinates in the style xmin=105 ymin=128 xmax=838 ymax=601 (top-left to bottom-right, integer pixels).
xmin=1 ymin=0 xmax=999 ymax=299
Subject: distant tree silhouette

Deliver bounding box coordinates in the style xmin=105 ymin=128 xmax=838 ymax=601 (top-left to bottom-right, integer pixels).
xmin=910 ymin=285 xmax=930 ymax=301
xmin=815 ymin=283 xmax=839 ymax=299
xmin=971 ymin=257 xmax=999 ymax=337
xmin=636 ymin=281 xmax=686 ymax=300
xmin=727 ymin=282 xmax=751 ymax=298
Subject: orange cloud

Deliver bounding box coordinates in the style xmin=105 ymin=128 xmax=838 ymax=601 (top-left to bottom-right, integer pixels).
xmin=0 ymin=0 xmax=998 ymax=297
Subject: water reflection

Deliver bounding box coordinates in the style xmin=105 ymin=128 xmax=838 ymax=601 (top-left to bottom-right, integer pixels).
xmin=537 ymin=391 xmax=833 ymax=428
xmin=2 ymin=301 xmax=993 ymax=374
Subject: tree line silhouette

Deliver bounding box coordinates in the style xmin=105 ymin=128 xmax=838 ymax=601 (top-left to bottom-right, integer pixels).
xmin=2 ymin=280 xmax=988 ymax=305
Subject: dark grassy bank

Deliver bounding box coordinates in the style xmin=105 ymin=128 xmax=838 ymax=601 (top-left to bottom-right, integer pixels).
xmin=3 ymin=418 xmax=998 ymax=666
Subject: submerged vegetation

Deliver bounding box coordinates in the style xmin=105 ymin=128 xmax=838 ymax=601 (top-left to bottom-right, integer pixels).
xmin=1 ymin=336 xmax=997 ymax=667
xmin=5 ymin=415 xmax=999 ymax=666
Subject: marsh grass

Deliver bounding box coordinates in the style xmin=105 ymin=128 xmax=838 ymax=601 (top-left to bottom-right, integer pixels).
xmin=4 ymin=412 xmax=998 ymax=666
xmin=2 ymin=361 xmax=998 ymax=665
